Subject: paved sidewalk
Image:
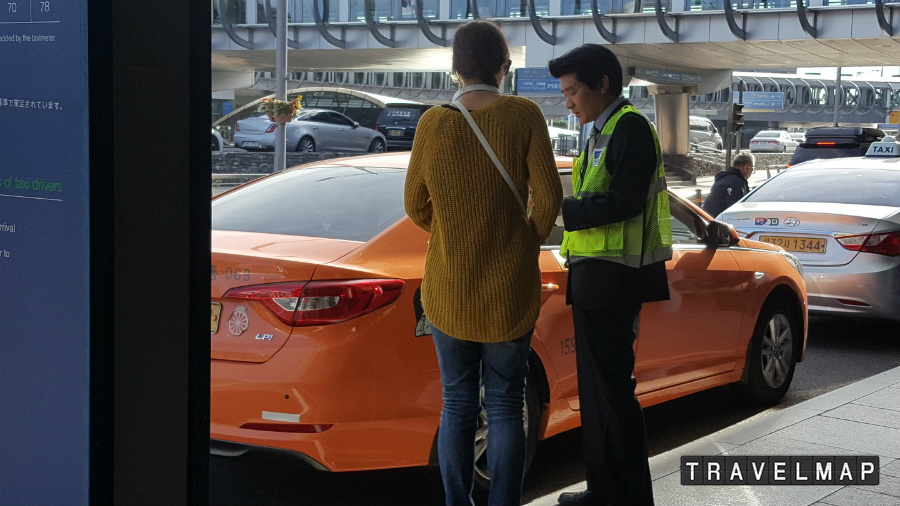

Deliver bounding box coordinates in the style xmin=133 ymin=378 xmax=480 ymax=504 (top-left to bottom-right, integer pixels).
xmin=527 ymin=366 xmax=900 ymax=506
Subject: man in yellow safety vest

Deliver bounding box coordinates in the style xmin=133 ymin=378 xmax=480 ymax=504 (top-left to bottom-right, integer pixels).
xmin=548 ymin=44 xmax=673 ymax=506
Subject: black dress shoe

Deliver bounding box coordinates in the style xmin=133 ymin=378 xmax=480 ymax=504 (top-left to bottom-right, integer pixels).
xmin=557 ymin=490 xmax=604 ymax=506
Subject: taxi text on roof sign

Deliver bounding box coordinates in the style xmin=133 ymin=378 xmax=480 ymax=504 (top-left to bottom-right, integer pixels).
xmin=865 ymin=136 xmax=900 ymax=157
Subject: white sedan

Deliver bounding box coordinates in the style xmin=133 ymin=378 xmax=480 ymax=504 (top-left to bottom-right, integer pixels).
xmin=718 ymin=136 xmax=900 ymax=323
xmin=750 ymin=130 xmax=800 ymax=153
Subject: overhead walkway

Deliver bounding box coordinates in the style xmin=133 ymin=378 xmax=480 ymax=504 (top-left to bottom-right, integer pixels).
xmin=211 ymin=0 xmax=900 ymax=74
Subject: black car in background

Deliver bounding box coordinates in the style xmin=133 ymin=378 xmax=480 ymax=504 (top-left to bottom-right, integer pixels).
xmin=788 ymin=126 xmax=884 ymax=167
xmin=375 ymin=103 xmax=434 ymax=150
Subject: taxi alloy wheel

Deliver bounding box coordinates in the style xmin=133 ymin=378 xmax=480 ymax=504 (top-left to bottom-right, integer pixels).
xmin=473 ymin=371 xmax=541 ymax=496
xmin=760 ymin=313 xmax=794 ymax=389
xmin=740 ymin=298 xmax=798 ymax=405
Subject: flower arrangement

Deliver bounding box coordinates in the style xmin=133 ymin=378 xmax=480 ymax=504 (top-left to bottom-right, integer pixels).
xmin=260 ymin=95 xmax=303 ymax=123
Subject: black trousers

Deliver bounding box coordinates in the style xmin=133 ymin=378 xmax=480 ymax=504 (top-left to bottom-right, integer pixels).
xmin=570 ymin=260 xmax=655 ymax=506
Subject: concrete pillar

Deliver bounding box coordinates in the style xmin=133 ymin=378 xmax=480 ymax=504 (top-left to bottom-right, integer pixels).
xmin=650 ymin=85 xmax=691 ymax=156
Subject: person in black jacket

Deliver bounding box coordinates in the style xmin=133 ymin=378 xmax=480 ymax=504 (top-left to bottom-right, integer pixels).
xmin=702 ymin=152 xmax=755 ymax=217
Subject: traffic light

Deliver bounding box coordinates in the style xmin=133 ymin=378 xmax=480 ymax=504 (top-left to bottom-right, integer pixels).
xmin=732 ymin=103 xmax=744 ymax=133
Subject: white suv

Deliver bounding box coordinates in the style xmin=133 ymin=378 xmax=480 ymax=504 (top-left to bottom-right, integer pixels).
xmin=689 ymin=116 xmax=723 ymax=151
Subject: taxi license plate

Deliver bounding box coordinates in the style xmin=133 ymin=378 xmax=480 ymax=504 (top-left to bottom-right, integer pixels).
xmin=242 ymin=141 xmax=261 ymax=148
xmin=758 ymin=235 xmax=826 ymax=254
xmin=389 ymin=129 xmax=403 ymax=137
xmin=211 ymin=302 xmax=222 ymax=333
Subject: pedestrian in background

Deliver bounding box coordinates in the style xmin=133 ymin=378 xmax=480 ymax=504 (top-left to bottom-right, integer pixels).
xmin=404 ymin=19 xmax=563 ymax=506
xmin=547 ymin=44 xmax=673 ymax=506
xmin=702 ymin=152 xmax=755 ymax=217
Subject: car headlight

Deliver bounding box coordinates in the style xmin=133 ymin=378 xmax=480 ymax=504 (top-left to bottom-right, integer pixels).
xmin=780 ymin=251 xmax=803 ymax=275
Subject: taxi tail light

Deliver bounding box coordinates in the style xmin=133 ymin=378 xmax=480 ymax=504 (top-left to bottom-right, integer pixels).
xmin=835 ymin=231 xmax=900 ymax=257
xmin=224 ymin=279 xmax=405 ymax=326
xmin=235 ymin=123 xmax=241 ymax=132
xmin=265 ymin=123 xmax=277 ymax=133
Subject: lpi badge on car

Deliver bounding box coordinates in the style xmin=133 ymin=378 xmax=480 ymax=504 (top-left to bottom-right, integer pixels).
xmin=784 ymin=218 xmax=800 ymax=227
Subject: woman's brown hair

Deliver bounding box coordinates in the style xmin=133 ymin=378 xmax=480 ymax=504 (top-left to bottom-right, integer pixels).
xmin=451 ymin=20 xmax=511 ymax=88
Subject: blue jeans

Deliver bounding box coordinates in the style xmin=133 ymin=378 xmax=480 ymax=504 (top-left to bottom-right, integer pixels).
xmin=432 ymin=325 xmax=533 ymax=506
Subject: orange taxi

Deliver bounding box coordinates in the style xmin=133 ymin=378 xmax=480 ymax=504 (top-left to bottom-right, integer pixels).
xmin=210 ymin=153 xmax=808 ymax=490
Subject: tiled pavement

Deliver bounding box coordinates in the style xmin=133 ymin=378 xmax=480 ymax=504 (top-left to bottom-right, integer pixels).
xmin=527 ymin=366 xmax=900 ymax=506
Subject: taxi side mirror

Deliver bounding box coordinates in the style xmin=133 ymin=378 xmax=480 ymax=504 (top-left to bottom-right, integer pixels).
xmin=706 ymin=220 xmax=738 ymax=249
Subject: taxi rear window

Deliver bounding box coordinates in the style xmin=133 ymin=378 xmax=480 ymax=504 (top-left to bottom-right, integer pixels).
xmin=789 ymin=144 xmax=865 ymax=165
xmin=212 ymin=166 xmax=407 ymax=242
xmin=745 ymin=168 xmax=900 ymax=207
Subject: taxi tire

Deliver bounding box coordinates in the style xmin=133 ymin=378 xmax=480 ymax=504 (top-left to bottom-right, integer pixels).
xmin=739 ymin=298 xmax=798 ymax=406
xmin=472 ymin=370 xmax=542 ymax=499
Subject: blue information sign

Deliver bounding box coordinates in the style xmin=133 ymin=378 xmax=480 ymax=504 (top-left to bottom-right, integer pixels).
xmin=516 ymin=67 xmax=561 ymax=94
xmin=734 ymin=91 xmax=784 ymax=110
xmin=0 ymin=0 xmax=90 ymax=504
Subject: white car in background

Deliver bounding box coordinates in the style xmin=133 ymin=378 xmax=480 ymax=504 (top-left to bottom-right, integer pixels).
xmin=789 ymin=131 xmax=806 ymax=143
xmin=689 ymin=116 xmax=724 ymax=151
xmin=750 ymin=130 xmax=800 ymax=153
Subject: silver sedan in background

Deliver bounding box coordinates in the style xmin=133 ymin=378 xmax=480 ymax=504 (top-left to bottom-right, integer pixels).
xmin=717 ymin=137 xmax=900 ymax=323
xmin=750 ymin=130 xmax=800 ymax=153
xmin=233 ymin=108 xmax=387 ymax=153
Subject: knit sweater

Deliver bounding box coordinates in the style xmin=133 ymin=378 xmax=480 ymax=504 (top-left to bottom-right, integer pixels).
xmin=404 ymin=95 xmax=564 ymax=343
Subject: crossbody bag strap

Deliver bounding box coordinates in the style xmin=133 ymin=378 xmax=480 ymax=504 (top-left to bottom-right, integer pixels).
xmin=452 ymin=100 xmax=527 ymax=216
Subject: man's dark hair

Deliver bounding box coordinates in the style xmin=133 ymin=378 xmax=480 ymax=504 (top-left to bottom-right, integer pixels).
xmin=547 ymin=44 xmax=623 ymax=97
xmin=452 ymin=20 xmax=510 ymax=88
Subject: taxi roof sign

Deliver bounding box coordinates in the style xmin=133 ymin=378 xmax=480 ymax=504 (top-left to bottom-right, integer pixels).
xmin=865 ymin=136 xmax=900 ymax=157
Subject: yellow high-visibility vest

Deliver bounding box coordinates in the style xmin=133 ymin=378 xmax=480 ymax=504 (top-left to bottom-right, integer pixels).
xmin=560 ymin=105 xmax=673 ymax=267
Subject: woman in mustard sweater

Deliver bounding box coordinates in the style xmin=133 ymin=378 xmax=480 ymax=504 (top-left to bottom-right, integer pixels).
xmin=404 ymin=19 xmax=563 ymax=506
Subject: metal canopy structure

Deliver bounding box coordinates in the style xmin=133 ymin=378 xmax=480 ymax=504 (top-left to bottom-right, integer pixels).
xmin=212 ymin=0 xmax=900 ymax=74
